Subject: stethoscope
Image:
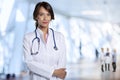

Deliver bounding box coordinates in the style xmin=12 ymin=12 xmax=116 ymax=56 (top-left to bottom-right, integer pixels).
xmin=31 ymin=28 xmax=58 ymax=55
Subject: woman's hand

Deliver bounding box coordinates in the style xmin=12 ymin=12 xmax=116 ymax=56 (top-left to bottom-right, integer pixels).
xmin=52 ymin=68 xmax=67 ymax=79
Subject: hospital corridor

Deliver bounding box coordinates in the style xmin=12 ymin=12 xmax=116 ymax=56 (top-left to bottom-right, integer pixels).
xmin=0 ymin=0 xmax=120 ymax=80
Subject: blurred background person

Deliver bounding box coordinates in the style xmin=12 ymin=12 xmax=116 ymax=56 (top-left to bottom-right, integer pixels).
xmin=105 ymin=48 xmax=112 ymax=71
xmin=112 ymin=49 xmax=117 ymax=72
xmin=100 ymin=48 xmax=105 ymax=72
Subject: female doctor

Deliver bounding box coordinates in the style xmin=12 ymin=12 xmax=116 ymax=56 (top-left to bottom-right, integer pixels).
xmin=23 ymin=1 xmax=67 ymax=80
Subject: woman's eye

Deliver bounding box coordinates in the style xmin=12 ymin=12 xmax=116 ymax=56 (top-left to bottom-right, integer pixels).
xmin=38 ymin=13 xmax=51 ymax=17
xmin=39 ymin=13 xmax=43 ymax=16
xmin=47 ymin=14 xmax=50 ymax=16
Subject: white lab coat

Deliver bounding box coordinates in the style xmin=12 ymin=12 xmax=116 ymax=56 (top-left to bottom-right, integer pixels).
xmin=105 ymin=52 xmax=112 ymax=64
xmin=23 ymin=28 xmax=66 ymax=80
xmin=100 ymin=52 xmax=105 ymax=65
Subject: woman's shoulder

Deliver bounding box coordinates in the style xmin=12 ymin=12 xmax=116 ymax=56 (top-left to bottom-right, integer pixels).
xmin=54 ymin=30 xmax=64 ymax=38
xmin=24 ymin=31 xmax=35 ymax=39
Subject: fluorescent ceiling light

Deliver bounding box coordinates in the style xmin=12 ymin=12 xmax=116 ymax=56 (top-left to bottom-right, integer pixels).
xmin=82 ymin=10 xmax=102 ymax=15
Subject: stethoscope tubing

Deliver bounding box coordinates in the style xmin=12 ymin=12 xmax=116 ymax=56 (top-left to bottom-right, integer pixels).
xmin=31 ymin=28 xmax=58 ymax=55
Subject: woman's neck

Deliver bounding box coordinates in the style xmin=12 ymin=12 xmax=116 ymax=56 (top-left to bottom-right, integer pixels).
xmin=38 ymin=25 xmax=48 ymax=33
xmin=40 ymin=27 xmax=48 ymax=34
xmin=38 ymin=26 xmax=48 ymax=43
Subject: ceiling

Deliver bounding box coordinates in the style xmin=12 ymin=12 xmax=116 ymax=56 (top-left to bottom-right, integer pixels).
xmin=28 ymin=0 xmax=120 ymax=24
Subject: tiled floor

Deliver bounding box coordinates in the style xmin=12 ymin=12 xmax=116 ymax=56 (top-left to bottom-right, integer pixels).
xmin=0 ymin=56 xmax=120 ymax=80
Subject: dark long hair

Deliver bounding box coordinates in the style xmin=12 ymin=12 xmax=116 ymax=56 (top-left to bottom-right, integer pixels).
xmin=33 ymin=1 xmax=54 ymax=29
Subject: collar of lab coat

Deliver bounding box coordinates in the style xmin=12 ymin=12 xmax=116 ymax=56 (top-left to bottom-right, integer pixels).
xmin=36 ymin=28 xmax=50 ymax=36
xmin=36 ymin=28 xmax=50 ymax=43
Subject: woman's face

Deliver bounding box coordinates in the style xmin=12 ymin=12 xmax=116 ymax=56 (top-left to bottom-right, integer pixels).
xmin=36 ymin=6 xmax=51 ymax=28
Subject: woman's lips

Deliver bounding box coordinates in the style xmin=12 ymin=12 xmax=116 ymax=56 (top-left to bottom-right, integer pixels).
xmin=43 ymin=22 xmax=48 ymax=24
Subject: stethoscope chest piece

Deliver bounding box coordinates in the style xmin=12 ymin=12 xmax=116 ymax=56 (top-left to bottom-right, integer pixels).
xmin=54 ymin=46 xmax=58 ymax=51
